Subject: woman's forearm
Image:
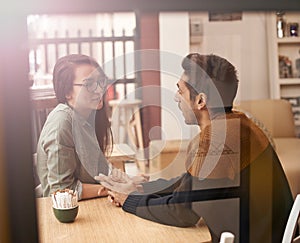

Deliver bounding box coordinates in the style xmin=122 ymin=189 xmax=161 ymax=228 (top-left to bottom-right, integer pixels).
xmin=81 ymin=183 xmax=108 ymax=199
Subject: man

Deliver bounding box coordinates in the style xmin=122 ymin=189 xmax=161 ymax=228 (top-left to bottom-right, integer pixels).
xmin=97 ymin=53 xmax=293 ymax=243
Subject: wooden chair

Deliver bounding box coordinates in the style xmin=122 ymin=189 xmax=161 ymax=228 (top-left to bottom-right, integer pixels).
xmin=31 ymin=96 xmax=58 ymax=151
xmin=236 ymin=99 xmax=296 ymax=138
xmin=236 ymin=99 xmax=300 ymax=198
xmin=127 ymin=107 xmax=145 ymax=169
xmin=148 ymin=139 xmax=189 ymax=180
xmin=30 ymin=93 xmax=58 ymax=197
xmin=109 ymin=99 xmax=144 ymax=169
xmin=127 ymin=107 xmax=144 ymax=150
xmin=109 ymin=99 xmax=143 ymax=146
xmin=282 ymin=194 xmax=300 ymax=243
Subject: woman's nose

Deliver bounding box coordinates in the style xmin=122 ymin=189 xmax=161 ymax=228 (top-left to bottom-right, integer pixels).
xmin=95 ymin=83 xmax=106 ymax=94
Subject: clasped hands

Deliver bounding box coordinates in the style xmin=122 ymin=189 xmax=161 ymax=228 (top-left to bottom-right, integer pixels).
xmin=95 ymin=168 xmax=149 ymax=207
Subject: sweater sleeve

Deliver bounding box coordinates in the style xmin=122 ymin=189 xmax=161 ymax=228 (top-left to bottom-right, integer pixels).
xmin=141 ymin=174 xmax=184 ymax=195
xmin=122 ymin=173 xmax=200 ymax=227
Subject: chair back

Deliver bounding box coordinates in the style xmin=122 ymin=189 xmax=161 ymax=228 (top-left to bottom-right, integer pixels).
xmin=282 ymin=194 xmax=300 ymax=243
xmin=149 ymin=139 xmax=189 ymax=180
xmin=31 ymin=96 xmax=58 ymax=151
xmin=127 ymin=106 xmax=144 ymax=150
xmin=237 ymin=99 xmax=296 ymax=138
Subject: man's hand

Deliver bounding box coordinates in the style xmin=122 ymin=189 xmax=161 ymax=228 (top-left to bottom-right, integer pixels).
xmin=95 ymin=173 xmax=138 ymax=195
xmin=95 ymin=168 xmax=149 ymax=192
xmin=109 ymin=168 xmax=149 ymax=185
xmin=94 ymin=169 xmax=148 ymax=206
xmin=131 ymin=174 xmax=150 ymax=186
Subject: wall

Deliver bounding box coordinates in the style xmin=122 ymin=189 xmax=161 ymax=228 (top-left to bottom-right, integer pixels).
xmin=190 ymin=11 xmax=270 ymax=103
xmin=159 ymin=12 xmax=199 ymax=140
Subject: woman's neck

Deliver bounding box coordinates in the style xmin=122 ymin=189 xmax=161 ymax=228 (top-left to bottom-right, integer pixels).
xmin=66 ymin=102 xmax=92 ymax=119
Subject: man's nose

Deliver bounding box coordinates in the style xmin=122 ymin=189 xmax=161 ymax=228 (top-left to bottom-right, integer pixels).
xmin=174 ymin=92 xmax=180 ymax=102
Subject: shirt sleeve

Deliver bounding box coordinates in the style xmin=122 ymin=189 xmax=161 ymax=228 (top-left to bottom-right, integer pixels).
xmin=122 ymin=173 xmax=200 ymax=227
xmin=41 ymin=110 xmax=81 ymax=197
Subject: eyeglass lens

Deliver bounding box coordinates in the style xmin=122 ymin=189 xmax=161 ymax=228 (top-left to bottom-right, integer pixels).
xmin=84 ymin=77 xmax=106 ymax=92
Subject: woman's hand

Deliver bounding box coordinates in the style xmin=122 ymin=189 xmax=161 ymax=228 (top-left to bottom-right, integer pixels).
xmin=97 ymin=185 xmax=108 ymax=197
xmin=107 ymin=191 xmax=128 ymax=207
xmin=81 ymin=184 xmax=108 ymax=199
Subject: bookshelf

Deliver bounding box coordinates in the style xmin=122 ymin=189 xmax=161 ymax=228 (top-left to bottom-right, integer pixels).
xmin=267 ymin=11 xmax=300 ymax=133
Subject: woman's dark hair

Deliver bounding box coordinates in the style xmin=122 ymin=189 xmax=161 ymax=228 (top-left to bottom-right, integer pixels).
xmin=52 ymin=54 xmax=113 ymax=155
xmin=181 ymin=53 xmax=239 ymax=108
xmin=53 ymin=54 xmax=104 ymax=103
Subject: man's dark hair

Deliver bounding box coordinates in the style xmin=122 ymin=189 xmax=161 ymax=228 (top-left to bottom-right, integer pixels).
xmin=181 ymin=53 xmax=239 ymax=108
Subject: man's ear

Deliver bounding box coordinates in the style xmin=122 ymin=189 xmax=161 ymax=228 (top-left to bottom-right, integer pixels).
xmin=194 ymin=93 xmax=207 ymax=110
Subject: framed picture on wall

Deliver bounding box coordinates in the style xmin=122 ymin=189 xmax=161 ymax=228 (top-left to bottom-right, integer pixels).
xmin=209 ymin=12 xmax=243 ymax=21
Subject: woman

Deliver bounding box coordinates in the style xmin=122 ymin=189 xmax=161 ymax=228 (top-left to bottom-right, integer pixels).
xmin=37 ymin=54 xmax=113 ymax=200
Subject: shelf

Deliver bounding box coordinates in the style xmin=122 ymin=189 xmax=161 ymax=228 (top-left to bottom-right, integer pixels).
xmin=267 ymin=10 xmax=300 ymax=107
xmin=279 ymin=78 xmax=300 ymax=85
xmin=277 ymin=37 xmax=300 ymax=44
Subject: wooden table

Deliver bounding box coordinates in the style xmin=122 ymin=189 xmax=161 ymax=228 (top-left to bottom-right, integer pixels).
xmin=37 ymin=197 xmax=211 ymax=243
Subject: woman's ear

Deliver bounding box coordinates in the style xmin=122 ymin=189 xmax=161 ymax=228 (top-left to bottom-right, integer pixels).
xmin=65 ymin=94 xmax=71 ymax=100
xmin=65 ymin=92 xmax=73 ymax=102
xmin=194 ymin=93 xmax=207 ymax=110
xmin=65 ymin=92 xmax=76 ymax=108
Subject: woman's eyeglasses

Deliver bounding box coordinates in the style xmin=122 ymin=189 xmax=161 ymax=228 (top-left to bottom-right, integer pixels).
xmin=73 ymin=78 xmax=107 ymax=93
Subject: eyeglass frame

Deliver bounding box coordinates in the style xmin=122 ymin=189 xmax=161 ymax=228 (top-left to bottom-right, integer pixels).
xmin=73 ymin=77 xmax=107 ymax=93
